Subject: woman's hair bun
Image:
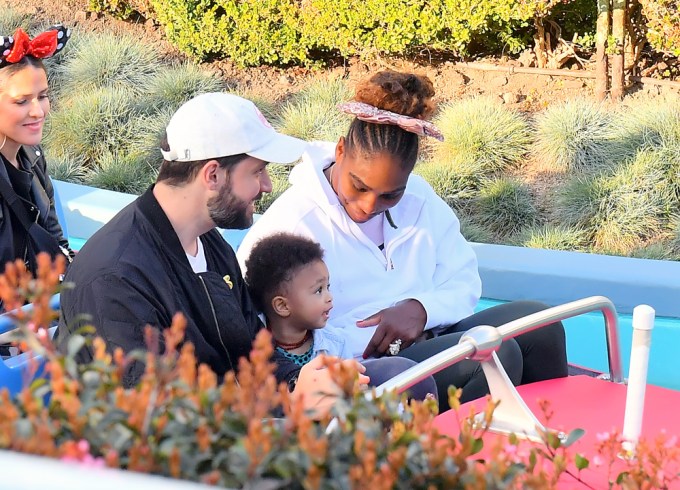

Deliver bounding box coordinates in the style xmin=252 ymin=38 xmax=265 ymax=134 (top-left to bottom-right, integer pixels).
xmin=354 ymin=70 xmax=435 ymax=120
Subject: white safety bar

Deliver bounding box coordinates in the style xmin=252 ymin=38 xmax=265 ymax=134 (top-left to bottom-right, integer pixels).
xmin=370 ymin=296 xmax=623 ymax=441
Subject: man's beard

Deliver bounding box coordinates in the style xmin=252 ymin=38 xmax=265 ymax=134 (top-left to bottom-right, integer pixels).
xmin=208 ymin=180 xmax=258 ymax=230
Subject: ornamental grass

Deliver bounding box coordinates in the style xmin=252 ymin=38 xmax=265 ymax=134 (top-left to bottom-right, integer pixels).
xmin=509 ymin=224 xmax=590 ymax=252
xmin=473 ymin=177 xmax=538 ymax=238
xmin=53 ymin=31 xmax=161 ymax=96
xmin=532 ymin=99 xmax=617 ymax=173
xmin=275 ymin=79 xmax=352 ymax=142
xmin=434 ymin=97 xmax=531 ymax=174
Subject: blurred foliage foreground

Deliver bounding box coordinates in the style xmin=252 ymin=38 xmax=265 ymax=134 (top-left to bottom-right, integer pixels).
xmin=0 ymin=256 xmax=679 ymax=488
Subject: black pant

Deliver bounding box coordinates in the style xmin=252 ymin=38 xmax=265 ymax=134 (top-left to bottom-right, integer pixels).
xmin=361 ymin=356 xmax=438 ymax=401
xmin=398 ymin=300 xmax=568 ymax=412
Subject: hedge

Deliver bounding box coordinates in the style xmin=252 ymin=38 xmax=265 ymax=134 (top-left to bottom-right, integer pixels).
xmin=93 ymin=0 xmax=585 ymax=66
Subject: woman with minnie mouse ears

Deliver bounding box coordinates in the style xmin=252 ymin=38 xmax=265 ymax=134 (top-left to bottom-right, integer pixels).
xmin=0 ymin=24 xmax=74 ymax=285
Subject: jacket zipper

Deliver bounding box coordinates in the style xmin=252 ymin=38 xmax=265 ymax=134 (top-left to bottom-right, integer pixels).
xmin=383 ymin=226 xmax=418 ymax=271
xmin=198 ymin=275 xmax=239 ymax=387
xmin=22 ymin=203 xmax=40 ymax=265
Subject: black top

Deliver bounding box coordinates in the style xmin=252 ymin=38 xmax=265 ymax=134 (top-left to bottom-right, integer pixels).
xmin=2 ymin=155 xmax=33 ymax=260
xmin=0 ymin=146 xmax=72 ymax=274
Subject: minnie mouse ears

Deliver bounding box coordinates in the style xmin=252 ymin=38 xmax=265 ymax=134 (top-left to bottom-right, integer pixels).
xmin=0 ymin=24 xmax=71 ymax=69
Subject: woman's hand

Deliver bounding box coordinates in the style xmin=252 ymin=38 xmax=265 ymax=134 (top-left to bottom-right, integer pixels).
xmin=357 ymin=299 xmax=427 ymax=358
xmin=291 ymin=356 xmax=369 ymax=418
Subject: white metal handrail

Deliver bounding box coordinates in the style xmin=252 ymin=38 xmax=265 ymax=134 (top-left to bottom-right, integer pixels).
xmin=374 ymin=295 xmax=623 ymax=397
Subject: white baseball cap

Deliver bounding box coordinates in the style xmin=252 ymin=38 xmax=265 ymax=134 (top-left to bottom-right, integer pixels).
xmin=161 ymin=92 xmax=307 ymax=164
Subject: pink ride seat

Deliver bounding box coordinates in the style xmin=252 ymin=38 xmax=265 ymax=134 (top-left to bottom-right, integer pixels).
xmin=433 ymin=376 xmax=680 ymax=488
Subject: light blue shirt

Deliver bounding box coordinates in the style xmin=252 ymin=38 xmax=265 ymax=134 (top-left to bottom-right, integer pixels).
xmin=312 ymin=325 xmax=355 ymax=359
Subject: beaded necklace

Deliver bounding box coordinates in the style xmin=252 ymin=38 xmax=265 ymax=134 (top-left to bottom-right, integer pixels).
xmin=276 ymin=342 xmax=314 ymax=366
xmin=273 ymin=330 xmax=312 ymax=350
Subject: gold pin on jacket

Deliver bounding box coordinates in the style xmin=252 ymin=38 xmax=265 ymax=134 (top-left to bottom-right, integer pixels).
xmin=223 ymin=275 xmax=233 ymax=289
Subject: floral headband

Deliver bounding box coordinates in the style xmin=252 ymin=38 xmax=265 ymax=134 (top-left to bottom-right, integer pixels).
xmin=0 ymin=25 xmax=71 ymax=69
xmin=338 ymin=101 xmax=445 ymax=142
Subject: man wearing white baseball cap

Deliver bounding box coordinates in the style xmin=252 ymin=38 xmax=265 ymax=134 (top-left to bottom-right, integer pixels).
xmin=161 ymin=93 xmax=306 ymax=165
xmin=58 ymin=93 xmax=368 ymax=415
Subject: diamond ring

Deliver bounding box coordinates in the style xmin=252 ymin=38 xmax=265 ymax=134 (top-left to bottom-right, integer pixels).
xmin=388 ymin=338 xmax=403 ymax=356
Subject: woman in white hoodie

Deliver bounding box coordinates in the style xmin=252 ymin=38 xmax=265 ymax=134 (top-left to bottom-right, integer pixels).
xmin=237 ymin=71 xmax=567 ymax=410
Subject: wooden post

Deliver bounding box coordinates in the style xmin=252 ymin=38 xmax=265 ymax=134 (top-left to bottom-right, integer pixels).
xmin=595 ymin=0 xmax=611 ymax=101
xmin=611 ymin=0 xmax=627 ymax=100
xmin=534 ymin=17 xmax=548 ymax=69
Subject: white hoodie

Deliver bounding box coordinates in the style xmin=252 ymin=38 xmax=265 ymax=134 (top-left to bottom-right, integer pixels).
xmin=237 ymin=141 xmax=482 ymax=358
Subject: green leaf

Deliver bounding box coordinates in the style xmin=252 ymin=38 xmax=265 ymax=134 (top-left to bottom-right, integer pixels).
xmin=471 ymin=437 xmax=484 ymax=455
xmin=64 ymin=357 xmax=78 ymax=378
xmin=528 ymin=450 xmax=537 ymax=471
xmin=74 ymin=324 xmax=97 ymax=336
xmin=29 ymin=377 xmax=47 ymax=392
xmin=563 ymin=428 xmax=586 ymax=448
xmin=575 ymin=453 xmax=589 ymax=470
xmin=547 ymin=431 xmax=562 ymax=449
xmin=32 ymin=383 xmax=51 ymax=400
xmin=67 ymin=335 xmax=87 ymax=358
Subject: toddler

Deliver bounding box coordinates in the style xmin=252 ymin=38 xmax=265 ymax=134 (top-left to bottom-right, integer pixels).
xmin=245 ymin=232 xmax=437 ymax=400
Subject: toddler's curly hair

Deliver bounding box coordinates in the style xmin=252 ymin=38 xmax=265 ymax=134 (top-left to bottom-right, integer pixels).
xmin=245 ymin=232 xmax=325 ymax=313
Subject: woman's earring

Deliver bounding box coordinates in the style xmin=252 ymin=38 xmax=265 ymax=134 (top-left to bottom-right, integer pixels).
xmin=0 ymin=135 xmax=6 ymax=152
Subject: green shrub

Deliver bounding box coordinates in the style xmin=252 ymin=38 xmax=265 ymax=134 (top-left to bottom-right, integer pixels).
xmin=147 ymin=0 xmax=595 ymax=66
xmin=84 ymin=151 xmax=155 ymax=194
xmin=88 ymin=0 xmax=135 ymax=19
xmin=510 ymin=224 xmax=589 ymax=252
xmin=614 ymin=101 xmax=680 ymax=203
xmin=555 ymin=151 xmax=673 ymax=254
xmin=435 ymin=97 xmax=531 ymax=174
xmin=299 ymin=0 xmax=444 ymax=58
xmin=255 ymin=164 xmax=292 ymax=214
xmin=55 ymin=32 xmax=161 ymax=95
xmin=414 ymin=158 xmax=483 ymax=211
xmin=275 ymin=79 xmax=351 ymax=141
xmin=435 ymin=0 xmax=537 ymax=55
xmin=630 ymin=241 xmax=680 ymax=261
xmin=0 ymin=9 xmax=33 ymax=34
xmin=532 ymin=99 xmax=618 ymax=173
xmin=614 ymin=97 xmax=680 ymax=155
xmin=44 ymin=86 xmax=147 ymax=167
xmin=458 ymin=216 xmax=496 ymax=243
xmin=89 ymin=0 xmax=154 ymax=19
xmin=639 ymin=0 xmax=680 ymax=56
xmin=151 ymin=0 xmax=305 ymax=66
xmin=552 ymin=174 xmax=604 ymax=228
xmin=134 ymin=106 xmax=174 ymax=172
xmin=474 ymin=177 xmax=537 ymax=236
xmin=48 ymin=154 xmax=88 ymax=184
xmin=138 ymin=64 xmax=226 ymax=114
xmin=649 ymin=146 xmax=680 ymax=201
xmin=43 ymin=30 xmax=88 ymax=90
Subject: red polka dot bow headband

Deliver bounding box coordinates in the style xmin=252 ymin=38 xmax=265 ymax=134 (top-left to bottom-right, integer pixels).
xmin=0 ymin=25 xmax=71 ymax=69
